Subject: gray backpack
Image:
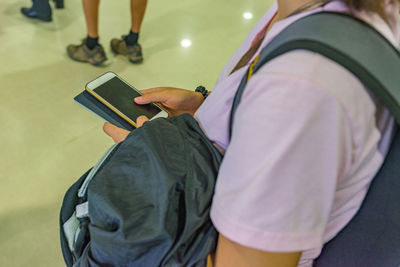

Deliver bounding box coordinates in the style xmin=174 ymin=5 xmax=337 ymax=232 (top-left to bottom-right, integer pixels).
xmin=60 ymin=12 xmax=400 ymax=266
xmin=60 ymin=115 xmax=222 ymax=266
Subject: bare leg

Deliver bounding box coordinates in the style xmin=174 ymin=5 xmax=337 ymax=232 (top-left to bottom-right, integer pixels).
xmin=130 ymin=0 xmax=147 ymax=33
xmin=82 ymin=0 xmax=100 ymax=38
xmin=109 ymin=0 xmax=146 ymax=63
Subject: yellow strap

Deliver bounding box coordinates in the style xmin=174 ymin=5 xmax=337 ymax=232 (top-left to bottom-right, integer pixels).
xmin=206 ymin=255 xmax=212 ymax=267
xmin=247 ymin=54 xmax=260 ymax=81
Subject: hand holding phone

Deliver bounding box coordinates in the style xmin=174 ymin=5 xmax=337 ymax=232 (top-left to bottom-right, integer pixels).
xmin=85 ymin=72 xmax=168 ymax=128
xmin=134 ymin=87 xmax=205 ymax=116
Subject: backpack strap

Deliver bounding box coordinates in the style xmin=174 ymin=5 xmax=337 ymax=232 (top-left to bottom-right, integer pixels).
xmin=229 ymin=11 xmax=400 ymax=138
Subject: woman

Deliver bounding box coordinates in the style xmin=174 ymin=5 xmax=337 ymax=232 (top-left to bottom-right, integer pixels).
xmin=104 ymin=0 xmax=400 ymax=266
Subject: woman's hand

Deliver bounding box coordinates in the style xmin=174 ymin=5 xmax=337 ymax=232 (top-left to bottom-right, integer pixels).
xmin=134 ymin=87 xmax=205 ymax=116
xmin=104 ymin=86 xmax=204 ymax=142
xmin=103 ymin=116 xmax=149 ymax=143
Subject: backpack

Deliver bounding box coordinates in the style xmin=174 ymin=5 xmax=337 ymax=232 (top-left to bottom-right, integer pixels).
xmin=60 ymin=115 xmax=222 ymax=266
xmin=60 ymin=11 xmax=400 ymax=266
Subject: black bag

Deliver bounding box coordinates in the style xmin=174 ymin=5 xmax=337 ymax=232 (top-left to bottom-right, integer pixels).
xmin=60 ymin=114 xmax=222 ymax=266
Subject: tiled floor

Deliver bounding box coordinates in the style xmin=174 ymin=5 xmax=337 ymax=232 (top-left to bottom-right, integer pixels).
xmin=0 ymin=0 xmax=272 ymax=265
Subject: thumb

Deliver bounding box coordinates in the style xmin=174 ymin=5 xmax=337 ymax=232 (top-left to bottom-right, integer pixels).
xmin=134 ymin=91 xmax=167 ymax=105
xmin=103 ymin=122 xmax=130 ymax=143
xmin=136 ymin=116 xmax=149 ymax=128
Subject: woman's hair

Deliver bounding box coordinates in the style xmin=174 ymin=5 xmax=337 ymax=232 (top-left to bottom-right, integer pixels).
xmin=341 ymin=0 xmax=383 ymax=11
xmin=340 ymin=0 xmax=395 ymax=20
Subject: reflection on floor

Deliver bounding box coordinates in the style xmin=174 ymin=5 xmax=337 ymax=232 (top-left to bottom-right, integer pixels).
xmin=0 ymin=0 xmax=272 ymax=265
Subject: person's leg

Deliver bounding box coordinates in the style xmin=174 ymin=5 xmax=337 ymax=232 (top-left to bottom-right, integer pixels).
xmin=131 ymin=0 xmax=147 ymax=34
xmin=110 ymin=0 xmax=147 ymax=64
xmin=66 ymin=0 xmax=107 ymax=66
xmin=33 ymin=0 xmax=52 ymax=15
xmin=124 ymin=0 xmax=147 ymax=46
xmin=53 ymin=0 xmax=64 ymax=9
xmin=83 ymin=0 xmax=100 ymax=39
xmin=82 ymin=0 xmax=101 ymax=50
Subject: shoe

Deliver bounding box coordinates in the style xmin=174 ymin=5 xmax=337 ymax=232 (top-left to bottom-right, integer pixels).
xmin=67 ymin=40 xmax=107 ymax=66
xmin=20 ymin=7 xmax=52 ymax=22
xmin=110 ymin=37 xmax=143 ymax=64
xmin=53 ymin=0 xmax=64 ymax=9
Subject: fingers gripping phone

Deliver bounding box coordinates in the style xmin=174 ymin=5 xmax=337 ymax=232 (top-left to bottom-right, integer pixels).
xmin=85 ymin=72 xmax=168 ymax=128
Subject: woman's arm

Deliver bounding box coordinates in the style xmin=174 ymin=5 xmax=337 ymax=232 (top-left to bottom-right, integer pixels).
xmin=213 ymin=234 xmax=301 ymax=267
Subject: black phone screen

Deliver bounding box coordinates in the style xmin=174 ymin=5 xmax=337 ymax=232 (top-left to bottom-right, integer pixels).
xmin=93 ymin=77 xmax=162 ymax=121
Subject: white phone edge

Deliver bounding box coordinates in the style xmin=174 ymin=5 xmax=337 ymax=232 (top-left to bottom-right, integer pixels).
xmin=86 ymin=72 xmax=116 ymax=90
xmin=150 ymin=110 xmax=168 ymax=120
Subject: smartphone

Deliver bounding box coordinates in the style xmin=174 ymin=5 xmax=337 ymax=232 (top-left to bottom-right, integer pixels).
xmin=85 ymin=72 xmax=167 ymax=128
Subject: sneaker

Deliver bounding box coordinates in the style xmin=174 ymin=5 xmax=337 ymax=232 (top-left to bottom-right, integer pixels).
xmin=66 ymin=40 xmax=107 ymax=66
xmin=110 ymin=37 xmax=143 ymax=64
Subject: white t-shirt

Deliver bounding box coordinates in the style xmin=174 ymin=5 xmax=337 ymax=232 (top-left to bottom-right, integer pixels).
xmin=194 ymin=1 xmax=399 ymax=266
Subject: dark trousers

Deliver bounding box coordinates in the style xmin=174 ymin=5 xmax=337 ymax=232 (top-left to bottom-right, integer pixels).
xmin=32 ymin=0 xmax=51 ymax=16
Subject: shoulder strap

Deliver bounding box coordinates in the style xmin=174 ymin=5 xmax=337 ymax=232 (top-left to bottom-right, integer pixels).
xmin=229 ymin=11 xmax=400 ymax=139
